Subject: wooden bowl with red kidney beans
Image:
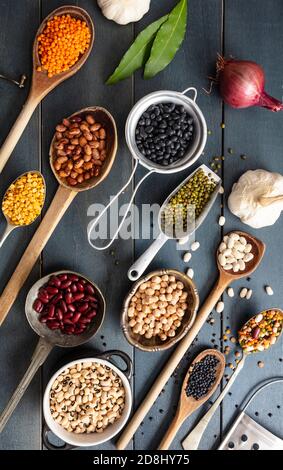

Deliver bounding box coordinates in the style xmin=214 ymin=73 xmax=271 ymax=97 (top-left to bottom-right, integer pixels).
xmin=26 ymin=270 xmax=105 ymax=345
xmin=49 ymin=106 xmax=118 ymax=192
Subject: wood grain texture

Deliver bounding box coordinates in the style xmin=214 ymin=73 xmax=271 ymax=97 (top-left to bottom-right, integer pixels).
xmin=0 ymin=0 xmax=282 ymax=451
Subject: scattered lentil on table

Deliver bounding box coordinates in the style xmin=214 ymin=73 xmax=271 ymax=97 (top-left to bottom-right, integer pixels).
xmin=2 ymin=172 xmax=45 ymax=225
xmin=37 ymin=14 xmax=91 ymax=77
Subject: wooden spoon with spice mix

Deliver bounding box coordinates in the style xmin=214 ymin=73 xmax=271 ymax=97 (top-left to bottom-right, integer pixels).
xmin=0 ymin=5 xmax=94 ymax=174
xmin=158 ymin=349 xmax=225 ymax=450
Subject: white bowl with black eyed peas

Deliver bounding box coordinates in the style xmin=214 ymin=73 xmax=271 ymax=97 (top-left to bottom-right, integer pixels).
xmin=43 ymin=351 xmax=132 ymax=448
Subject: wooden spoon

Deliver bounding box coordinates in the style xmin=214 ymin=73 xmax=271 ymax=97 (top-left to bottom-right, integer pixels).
xmin=0 ymin=106 xmax=117 ymax=327
xmin=158 ymin=349 xmax=225 ymax=450
xmin=0 ymin=171 xmax=46 ymax=248
xmin=116 ymin=231 xmax=265 ymax=449
xmin=0 ymin=6 xmax=94 ymax=174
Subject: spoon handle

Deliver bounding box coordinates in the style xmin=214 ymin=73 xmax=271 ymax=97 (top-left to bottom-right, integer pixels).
xmin=116 ymin=275 xmax=230 ymax=450
xmin=182 ymin=355 xmax=246 ymax=450
xmin=0 ymin=90 xmax=39 ymax=174
xmin=158 ymin=407 xmax=189 ymax=450
xmin=0 ymin=224 xmax=15 ymax=248
xmin=0 ymin=185 xmax=76 ymax=327
xmin=128 ymin=232 xmax=168 ymax=281
xmin=0 ymin=337 xmax=53 ymax=433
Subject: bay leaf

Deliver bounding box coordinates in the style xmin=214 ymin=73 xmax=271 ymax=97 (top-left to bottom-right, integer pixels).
xmin=144 ymin=0 xmax=187 ymax=79
xmin=106 ymin=14 xmax=168 ymax=85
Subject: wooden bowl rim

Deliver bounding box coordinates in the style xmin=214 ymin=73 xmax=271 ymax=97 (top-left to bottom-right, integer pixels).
xmin=121 ymin=269 xmax=199 ymax=352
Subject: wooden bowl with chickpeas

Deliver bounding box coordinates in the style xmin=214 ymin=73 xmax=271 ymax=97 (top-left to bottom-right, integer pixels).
xmin=121 ymin=269 xmax=199 ymax=352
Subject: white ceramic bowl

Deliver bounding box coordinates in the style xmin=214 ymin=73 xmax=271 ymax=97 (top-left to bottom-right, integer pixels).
xmin=43 ymin=351 xmax=132 ymax=448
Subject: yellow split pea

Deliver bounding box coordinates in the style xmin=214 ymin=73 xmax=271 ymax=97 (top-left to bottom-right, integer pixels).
xmin=2 ymin=172 xmax=45 ymax=226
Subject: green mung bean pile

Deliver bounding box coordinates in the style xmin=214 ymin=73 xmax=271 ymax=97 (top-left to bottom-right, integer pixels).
xmin=161 ymin=169 xmax=217 ymax=235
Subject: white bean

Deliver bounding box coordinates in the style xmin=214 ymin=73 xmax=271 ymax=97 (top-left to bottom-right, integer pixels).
xmin=191 ymin=241 xmax=200 ymax=251
xmin=186 ymin=268 xmax=194 ymax=279
xmin=227 ymin=287 xmax=234 ymax=297
xmin=218 ymin=216 xmax=226 ymax=226
xmin=215 ymin=301 xmax=224 ymax=313
xmin=246 ymin=289 xmax=253 ymax=300
xmin=183 ymin=252 xmax=192 ymax=263
xmin=240 ymin=288 xmax=248 ymax=298
xmin=265 ymin=285 xmax=274 ymax=296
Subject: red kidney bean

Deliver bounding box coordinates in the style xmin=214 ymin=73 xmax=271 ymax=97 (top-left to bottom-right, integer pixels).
xmin=56 ymin=308 xmax=63 ymax=321
xmin=78 ymin=303 xmax=89 ymax=313
xmin=59 ymin=300 xmax=68 ymax=313
xmin=68 ymin=274 xmax=79 ymax=282
xmin=64 ymin=319 xmax=74 ymax=325
xmin=33 ymin=299 xmax=43 ymax=313
xmin=58 ymin=274 xmax=68 ymax=281
xmin=87 ymin=310 xmax=97 ymax=318
xmin=51 ymin=293 xmax=63 ymax=304
xmin=48 ymin=276 xmax=61 ymax=288
xmin=85 ymin=295 xmax=96 ymax=302
xmin=46 ymin=286 xmax=59 ymax=295
xmin=252 ymin=326 xmax=260 ymax=339
xmin=47 ymin=320 xmax=60 ymax=329
xmin=38 ymin=295 xmax=49 ymax=304
xmin=85 ymin=283 xmax=95 ymax=295
xmin=65 ymin=293 xmax=73 ymax=304
xmin=90 ymin=302 xmax=98 ymax=308
xmin=76 ymin=282 xmax=85 ymax=292
xmin=72 ymin=312 xmax=82 ymax=323
xmin=39 ymin=314 xmax=48 ymax=323
xmin=68 ymin=303 xmax=76 ymax=312
xmin=48 ymin=304 xmax=55 ymax=318
xmin=71 ymin=283 xmax=78 ymax=293
xmin=72 ymin=292 xmax=84 ymax=302
xmin=60 ymin=280 xmax=72 ymax=289
xmin=79 ymin=317 xmax=91 ymax=324
xmin=63 ymin=312 xmax=73 ymax=320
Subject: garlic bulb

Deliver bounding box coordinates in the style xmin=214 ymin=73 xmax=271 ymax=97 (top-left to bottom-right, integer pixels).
xmin=228 ymin=169 xmax=283 ymax=228
xmin=97 ymin=0 xmax=151 ymax=25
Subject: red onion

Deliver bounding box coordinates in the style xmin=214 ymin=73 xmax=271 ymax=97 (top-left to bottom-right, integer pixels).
xmin=217 ymin=55 xmax=283 ymax=111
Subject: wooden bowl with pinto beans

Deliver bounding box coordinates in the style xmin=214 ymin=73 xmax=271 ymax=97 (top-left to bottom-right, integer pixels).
xmin=121 ymin=269 xmax=199 ymax=352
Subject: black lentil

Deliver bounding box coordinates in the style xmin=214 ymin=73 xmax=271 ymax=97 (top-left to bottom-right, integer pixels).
xmin=185 ymin=354 xmax=219 ymax=400
xmin=135 ymin=102 xmax=194 ymax=166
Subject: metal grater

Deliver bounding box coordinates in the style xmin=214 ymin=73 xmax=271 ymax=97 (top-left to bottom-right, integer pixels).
xmin=219 ymin=412 xmax=283 ymax=450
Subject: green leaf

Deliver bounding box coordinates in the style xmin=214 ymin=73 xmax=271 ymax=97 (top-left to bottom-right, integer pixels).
xmin=106 ymin=14 xmax=169 ymax=85
xmin=144 ymin=0 xmax=187 ymax=79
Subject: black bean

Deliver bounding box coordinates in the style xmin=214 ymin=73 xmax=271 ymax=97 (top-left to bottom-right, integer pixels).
xmin=145 ymin=119 xmax=151 ymax=126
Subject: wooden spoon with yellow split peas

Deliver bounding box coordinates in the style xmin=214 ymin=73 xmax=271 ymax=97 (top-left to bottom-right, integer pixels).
xmin=0 ymin=171 xmax=45 ymax=248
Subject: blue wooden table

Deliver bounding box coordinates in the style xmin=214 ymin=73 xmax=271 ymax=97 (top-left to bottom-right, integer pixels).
xmin=0 ymin=0 xmax=282 ymax=450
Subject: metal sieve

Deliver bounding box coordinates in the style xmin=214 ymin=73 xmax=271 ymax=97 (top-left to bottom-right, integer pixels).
xmin=88 ymin=87 xmax=207 ymax=250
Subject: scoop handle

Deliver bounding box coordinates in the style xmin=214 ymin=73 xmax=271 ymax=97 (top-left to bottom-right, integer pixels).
xmin=182 ymin=355 xmax=246 ymax=450
xmin=127 ymin=233 xmax=168 ymax=281
xmin=0 ymin=90 xmax=39 ymax=174
xmin=116 ymin=274 xmax=230 ymax=450
xmin=0 ymin=337 xmax=53 ymax=433
xmin=0 ymin=185 xmax=76 ymax=327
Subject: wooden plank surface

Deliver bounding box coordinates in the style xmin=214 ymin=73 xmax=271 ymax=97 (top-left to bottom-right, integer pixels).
xmin=0 ymin=0 xmax=282 ymax=451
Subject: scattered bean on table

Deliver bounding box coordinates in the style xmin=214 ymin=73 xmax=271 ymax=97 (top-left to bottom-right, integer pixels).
xmin=49 ymin=362 xmax=125 ymax=434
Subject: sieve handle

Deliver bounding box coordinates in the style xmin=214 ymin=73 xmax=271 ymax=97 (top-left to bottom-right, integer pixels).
xmin=182 ymin=87 xmax=197 ymax=102
xmin=88 ymin=161 xmax=155 ymax=251
xmin=128 ymin=232 xmax=168 ymax=281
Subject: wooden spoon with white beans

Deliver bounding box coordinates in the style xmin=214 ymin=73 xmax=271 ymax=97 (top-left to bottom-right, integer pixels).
xmin=116 ymin=231 xmax=265 ymax=450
